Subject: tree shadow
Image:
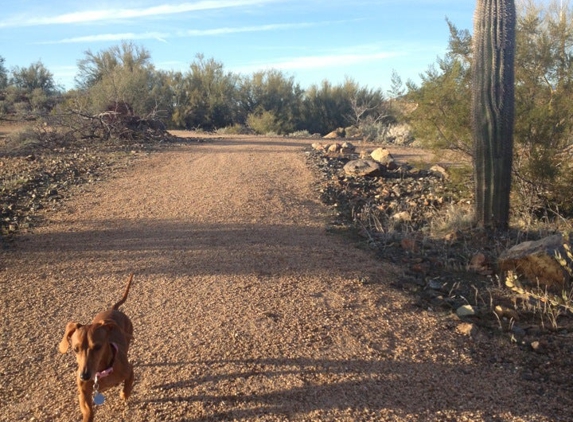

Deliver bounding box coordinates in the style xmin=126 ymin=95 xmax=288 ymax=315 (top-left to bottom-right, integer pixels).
xmin=136 ymin=356 xmax=549 ymax=421
xmin=18 ymin=219 xmax=360 ymax=278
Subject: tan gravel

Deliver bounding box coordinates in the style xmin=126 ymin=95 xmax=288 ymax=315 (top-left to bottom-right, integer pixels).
xmin=0 ymin=134 xmax=570 ymax=421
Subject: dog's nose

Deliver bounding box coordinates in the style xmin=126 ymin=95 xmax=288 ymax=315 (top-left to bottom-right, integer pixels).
xmin=80 ymin=370 xmax=91 ymax=381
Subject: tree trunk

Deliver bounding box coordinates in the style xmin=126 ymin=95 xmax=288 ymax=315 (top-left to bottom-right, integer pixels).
xmin=472 ymin=0 xmax=516 ymax=230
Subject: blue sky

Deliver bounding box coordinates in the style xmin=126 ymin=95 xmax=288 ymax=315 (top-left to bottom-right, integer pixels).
xmin=0 ymin=1 xmax=474 ymax=92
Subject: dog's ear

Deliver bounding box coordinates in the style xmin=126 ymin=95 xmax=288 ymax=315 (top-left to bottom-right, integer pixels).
xmin=59 ymin=322 xmax=81 ymax=353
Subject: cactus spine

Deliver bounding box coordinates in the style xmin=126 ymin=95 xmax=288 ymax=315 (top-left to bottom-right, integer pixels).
xmin=472 ymin=0 xmax=516 ymax=230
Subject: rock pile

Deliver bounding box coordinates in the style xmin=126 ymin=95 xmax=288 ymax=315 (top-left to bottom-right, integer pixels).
xmin=308 ymin=141 xmax=465 ymax=234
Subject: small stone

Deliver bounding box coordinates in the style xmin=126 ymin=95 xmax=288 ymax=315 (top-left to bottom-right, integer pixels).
xmin=456 ymin=304 xmax=476 ymax=317
xmin=341 ymin=142 xmax=355 ymax=152
xmin=494 ymin=305 xmax=519 ymax=321
xmin=444 ymin=231 xmax=460 ymax=243
xmin=530 ymin=341 xmax=542 ymax=352
xmin=430 ymin=164 xmax=448 ymax=179
xmin=392 ymin=211 xmax=411 ymax=222
xmin=327 ymin=143 xmax=341 ymax=152
xmin=468 ymin=252 xmax=491 ymax=275
xmin=456 ymin=322 xmax=475 ymax=336
xmin=427 ymin=279 xmax=444 ymax=290
xmin=521 ymin=372 xmax=536 ymax=381
xmin=400 ymin=237 xmax=417 ymax=252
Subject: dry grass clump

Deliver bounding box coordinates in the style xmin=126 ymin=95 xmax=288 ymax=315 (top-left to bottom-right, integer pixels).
xmin=429 ymin=204 xmax=474 ymax=237
xmin=2 ymin=126 xmax=42 ymax=154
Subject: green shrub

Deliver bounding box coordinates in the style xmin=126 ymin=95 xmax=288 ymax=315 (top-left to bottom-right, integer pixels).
xmin=216 ymin=124 xmax=252 ymax=135
xmin=287 ymin=130 xmax=312 ymax=138
xmin=247 ymin=110 xmax=282 ymax=134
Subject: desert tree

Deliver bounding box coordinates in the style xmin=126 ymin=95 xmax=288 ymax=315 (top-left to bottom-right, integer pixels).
xmin=74 ymin=42 xmax=171 ymax=117
xmin=11 ymin=60 xmax=56 ymax=94
xmin=239 ymin=69 xmax=303 ymax=134
xmin=174 ymin=54 xmax=239 ymax=130
xmin=345 ymin=78 xmax=388 ymax=128
xmin=512 ymin=0 xmax=573 ymax=215
xmin=300 ymin=79 xmax=357 ymax=135
xmin=406 ymin=20 xmax=473 ymax=154
xmin=75 ymin=41 xmax=151 ymax=90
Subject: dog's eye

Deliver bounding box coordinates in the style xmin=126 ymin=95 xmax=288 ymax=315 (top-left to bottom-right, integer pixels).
xmin=93 ymin=344 xmax=102 ymax=351
xmin=73 ymin=347 xmax=80 ymax=354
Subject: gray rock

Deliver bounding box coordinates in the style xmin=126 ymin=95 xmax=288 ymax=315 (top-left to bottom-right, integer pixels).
xmin=340 ymin=142 xmax=356 ymax=154
xmin=343 ymin=159 xmax=382 ymax=177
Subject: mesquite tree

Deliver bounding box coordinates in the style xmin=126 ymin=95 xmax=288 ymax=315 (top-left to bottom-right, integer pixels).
xmin=472 ymin=0 xmax=516 ymax=230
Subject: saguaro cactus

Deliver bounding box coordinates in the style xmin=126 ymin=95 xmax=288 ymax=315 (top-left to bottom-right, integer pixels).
xmin=472 ymin=0 xmax=516 ymax=230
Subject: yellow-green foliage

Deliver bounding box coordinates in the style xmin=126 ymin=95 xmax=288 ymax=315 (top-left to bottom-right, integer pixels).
xmin=504 ymin=233 xmax=573 ymax=329
xmin=247 ymin=110 xmax=284 ymax=135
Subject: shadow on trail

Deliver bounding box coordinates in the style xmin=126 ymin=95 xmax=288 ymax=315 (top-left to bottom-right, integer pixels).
xmin=139 ymin=357 xmax=545 ymax=421
xmin=17 ymin=219 xmax=366 ymax=277
xmin=175 ymin=136 xmax=315 ymax=150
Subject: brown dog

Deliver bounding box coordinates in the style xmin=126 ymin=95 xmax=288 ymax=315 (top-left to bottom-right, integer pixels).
xmin=59 ymin=274 xmax=135 ymax=422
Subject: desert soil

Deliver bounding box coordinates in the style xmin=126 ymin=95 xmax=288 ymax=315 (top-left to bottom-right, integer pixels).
xmin=0 ymin=133 xmax=570 ymax=421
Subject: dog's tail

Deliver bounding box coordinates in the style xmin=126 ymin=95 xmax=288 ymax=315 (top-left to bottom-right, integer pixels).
xmin=112 ymin=273 xmax=134 ymax=310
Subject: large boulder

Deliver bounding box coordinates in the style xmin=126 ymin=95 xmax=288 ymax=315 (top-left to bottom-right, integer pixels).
xmin=370 ymin=147 xmax=398 ymax=170
xmin=498 ymin=233 xmax=573 ymax=293
xmin=371 ymin=148 xmax=394 ymax=165
xmin=343 ymin=159 xmax=382 ymax=177
xmin=323 ymin=128 xmax=345 ymax=139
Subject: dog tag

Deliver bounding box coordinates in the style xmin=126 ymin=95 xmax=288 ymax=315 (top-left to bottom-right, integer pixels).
xmin=93 ymin=392 xmax=105 ymax=405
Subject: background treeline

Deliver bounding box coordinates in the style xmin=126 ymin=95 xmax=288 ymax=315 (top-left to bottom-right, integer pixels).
xmin=1 ymin=1 xmax=571 ymax=219
xmin=0 ymin=46 xmax=392 ymax=139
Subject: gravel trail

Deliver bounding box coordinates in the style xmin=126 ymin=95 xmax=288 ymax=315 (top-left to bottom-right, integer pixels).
xmin=0 ymin=135 xmax=569 ymax=421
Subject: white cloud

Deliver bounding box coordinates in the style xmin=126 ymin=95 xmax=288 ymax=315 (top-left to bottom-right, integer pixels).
xmin=0 ymin=0 xmax=277 ymax=27
xmin=38 ymin=32 xmax=170 ymax=44
xmin=37 ymin=21 xmax=327 ymax=45
xmin=235 ymin=51 xmax=403 ymax=73
xmin=181 ymin=22 xmax=316 ymax=36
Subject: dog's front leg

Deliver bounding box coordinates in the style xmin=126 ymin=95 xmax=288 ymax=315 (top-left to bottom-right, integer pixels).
xmin=77 ymin=381 xmax=94 ymax=422
xmin=121 ymin=363 xmax=135 ymax=400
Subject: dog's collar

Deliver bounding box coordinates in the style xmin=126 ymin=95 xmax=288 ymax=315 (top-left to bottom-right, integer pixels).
xmin=95 ymin=342 xmax=119 ymax=381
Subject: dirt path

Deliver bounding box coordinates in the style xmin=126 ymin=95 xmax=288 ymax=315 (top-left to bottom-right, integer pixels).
xmin=0 ymin=136 xmax=568 ymax=421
